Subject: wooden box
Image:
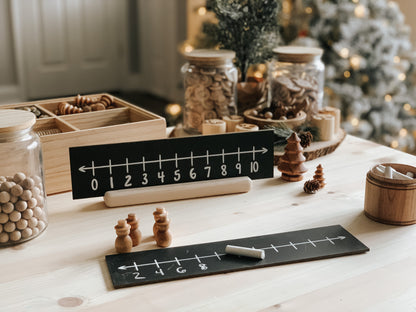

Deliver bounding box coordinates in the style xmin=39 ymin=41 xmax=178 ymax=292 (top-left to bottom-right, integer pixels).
xmin=1 ymin=94 xmax=166 ymax=195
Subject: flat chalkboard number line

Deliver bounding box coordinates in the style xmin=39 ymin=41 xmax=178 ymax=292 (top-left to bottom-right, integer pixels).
xmin=105 ymin=225 xmax=369 ymax=288
xmin=116 ymin=235 xmax=348 ymax=271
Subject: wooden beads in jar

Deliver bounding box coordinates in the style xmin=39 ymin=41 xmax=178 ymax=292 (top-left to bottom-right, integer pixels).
xmin=0 ymin=173 xmax=47 ymax=245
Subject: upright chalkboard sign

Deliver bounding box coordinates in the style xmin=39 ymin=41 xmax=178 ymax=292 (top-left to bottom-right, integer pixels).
xmin=69 ymin=130 xmax=274 ymax=199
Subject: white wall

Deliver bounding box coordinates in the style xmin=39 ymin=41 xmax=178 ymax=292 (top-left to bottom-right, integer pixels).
xmin=0 ymin=0 xmax=15 ymax=85
xmin=0 ymin=0 xmax=19 ymax=103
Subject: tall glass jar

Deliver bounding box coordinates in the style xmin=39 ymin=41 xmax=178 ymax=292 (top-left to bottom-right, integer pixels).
xmin=182 ymin=49 xmax=238 ymax=134
xmin=268 ymin=46 xmax=324 ymax=120
xmin=0 ymin=110 xmax=48 ymax=246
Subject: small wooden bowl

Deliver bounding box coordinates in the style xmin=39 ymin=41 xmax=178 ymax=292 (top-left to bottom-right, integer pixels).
xmin=243 ymin=109 xmax=306 ymax=130
xmin=364 ymin=163 xmax=416 ymax=225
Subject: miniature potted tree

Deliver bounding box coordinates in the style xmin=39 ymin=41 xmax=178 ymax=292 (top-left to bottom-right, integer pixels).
xmin=198 ymin=0 xmax=281 ymax=113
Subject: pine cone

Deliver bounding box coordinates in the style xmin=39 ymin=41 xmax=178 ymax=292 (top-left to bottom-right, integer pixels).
xmin=299 ymin=131 xmax=313 ymax=148
xmin=303 ymin=179 xmax=320 ymax=194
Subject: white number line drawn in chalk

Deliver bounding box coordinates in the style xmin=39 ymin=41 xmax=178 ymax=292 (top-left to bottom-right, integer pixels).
xmin=117 ymin=236 xmax=346 ymax=271
xmin=78 ymin=147 xmax=268 ymax=173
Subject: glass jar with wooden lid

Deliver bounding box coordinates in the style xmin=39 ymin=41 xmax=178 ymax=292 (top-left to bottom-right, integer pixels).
xmin=0 ymin=110 xmax=48 ymax=246
xmin=181 ymin=49 xmax=238 ymax=134
xmin=268 ymin=46 xmax=324 ymax=120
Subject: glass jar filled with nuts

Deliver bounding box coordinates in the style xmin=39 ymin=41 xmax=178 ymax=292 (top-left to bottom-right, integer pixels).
xmin=182 ymin=49 xmax=238 ymax=134
xmin=268 ymin=46 xmax=324 ymax=120
xmin=0 ymin=110 xmax=48 ymax=246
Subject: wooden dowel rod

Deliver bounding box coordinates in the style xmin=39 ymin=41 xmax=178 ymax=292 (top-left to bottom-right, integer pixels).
xmin=104 ymin=177 xmax=252 ymax=207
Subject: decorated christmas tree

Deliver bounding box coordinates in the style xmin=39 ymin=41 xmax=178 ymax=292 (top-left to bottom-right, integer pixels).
xmin=287 ymin=0 xmax=416 ymax=151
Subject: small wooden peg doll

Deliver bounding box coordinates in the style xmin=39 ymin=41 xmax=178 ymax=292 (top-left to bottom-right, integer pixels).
xmin=126 ymin=213 xmax=142 ymax=246
xmin=153 ymin=207 xmax=167 ymax=237
xmin=154 ymin=213 xmax=172 ymax=248
xmin=114 ymin=219 xmax=132 ymax=253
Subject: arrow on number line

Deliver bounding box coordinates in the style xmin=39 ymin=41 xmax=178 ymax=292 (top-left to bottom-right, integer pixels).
xmin=78 ymin=147 xmax=269 ymax=173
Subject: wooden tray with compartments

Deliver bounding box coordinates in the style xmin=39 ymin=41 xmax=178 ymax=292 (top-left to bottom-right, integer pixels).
xmin=0 ymin=94 xmax=167 ymax=195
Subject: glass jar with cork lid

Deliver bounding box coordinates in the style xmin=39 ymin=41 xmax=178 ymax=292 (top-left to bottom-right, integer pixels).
xmin=181 ymin=49 xmax=238 ymax=134
xmin=268 ymin=46 xmax=324 ymax=120
xmin=0 ymin=110 xmax=48 ymax=246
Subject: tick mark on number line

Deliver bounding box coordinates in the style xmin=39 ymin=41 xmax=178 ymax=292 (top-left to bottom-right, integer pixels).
xmin=154 ymin=259 xmax=160 ymax=268
xmin=175 ymin=257 xmax=181 ymax=265
xmin=125 ymin=158 xmax=129 ymax=173
xmin=215 ymin=252 xmax=221 ymax=260
xmin=195 ymin=254 xmax=201 ymax=263
xmin=308 ymin=239 xmax=317 ymax=247
xmin=237 ymin=147 xmax=241 ymax=162
xmin=191 ymin=151 xmax=194 ymax=166
xmin=133 ymin=261 xmax=139 ymax=271
xmin=326 ymin=237 xmax=335 ymax=245
xmin=270 ymin=244 xmax=279 ymax=253
xmin=206 ymin=150 xmax=209 ymax=165
xmin=289 ymin=241 xmax=298 ymax=250
xmin=142 ymin=156 xmax=146 ymax=171
xmin=158 ymin=154 xmax=162 ymax=169
xmin=252 ymin=146 xmax=256 ymax=160
xmin=108 ymin=159 xmax=112 ymax=174
xmin=91 ymin=161 xmax=95 ymax=176
xmin=175 ymin=153 xmax=178 ymax=168
xmin=222 ymin=149 xmax=225 ymax=163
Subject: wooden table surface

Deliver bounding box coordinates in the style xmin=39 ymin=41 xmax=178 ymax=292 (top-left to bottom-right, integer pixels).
xmin=2 ymin=135 xmax=416 ymax=312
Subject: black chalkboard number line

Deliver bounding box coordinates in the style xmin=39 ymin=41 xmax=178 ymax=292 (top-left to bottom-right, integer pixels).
xmin=77 ymin=146 xmax=269 ymax=174
xmin=116 ymin=235 xmax=347 ymax=272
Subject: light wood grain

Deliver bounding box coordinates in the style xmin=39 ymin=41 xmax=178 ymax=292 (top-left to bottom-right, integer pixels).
xmin=1 ymin=135 xmax=416 ymax=311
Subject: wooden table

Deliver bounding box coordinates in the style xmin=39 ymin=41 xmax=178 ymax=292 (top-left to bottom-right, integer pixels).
xmin=2 ymin=135 xmax=416 ymax=311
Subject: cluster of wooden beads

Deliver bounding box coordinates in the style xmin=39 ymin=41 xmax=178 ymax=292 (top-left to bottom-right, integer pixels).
xmin=56 ymin=94 xmax=116 ymax=115
xmin=0 ymin=173 xmax=46 ymax=244
xmin=15 ymin=106 xmax=50 ymax=119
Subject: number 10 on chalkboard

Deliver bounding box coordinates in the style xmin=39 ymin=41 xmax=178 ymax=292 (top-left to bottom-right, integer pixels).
xmin=69 ymin=130 xmax=275 ymax=199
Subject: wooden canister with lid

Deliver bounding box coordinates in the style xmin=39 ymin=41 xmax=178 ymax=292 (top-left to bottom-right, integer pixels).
xmin=364 ymin=163 xmax=416 ymax=225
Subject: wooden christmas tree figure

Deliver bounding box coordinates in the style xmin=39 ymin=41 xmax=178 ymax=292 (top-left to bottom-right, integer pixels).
xmin=277 ymin=132 xmax=307 ymax=181
xmin=153 ymin=207 xmax=167 ymax=237
xmin=126 ymin=213 xmax=142 ymax=247
xmin=114 ymin=219 xmax=132 ymax=253
xmin=313 ymin=164 xmax=326 ymax=189
xmin=154 ymin=213 xmax=172 ymax=248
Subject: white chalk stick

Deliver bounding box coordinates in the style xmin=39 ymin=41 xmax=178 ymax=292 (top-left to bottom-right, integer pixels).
xmin=104 ymin=176 xmax=252 ymax=207
xmin=384 ymin=166 xmax=393 ymax=179
xmin=225 ymin=245 xmax=265 ymax=260
xmin=376 ymin=165 xmax=413 ymax=180
xmin=406 ymin=172 xmax=414 ymax=178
